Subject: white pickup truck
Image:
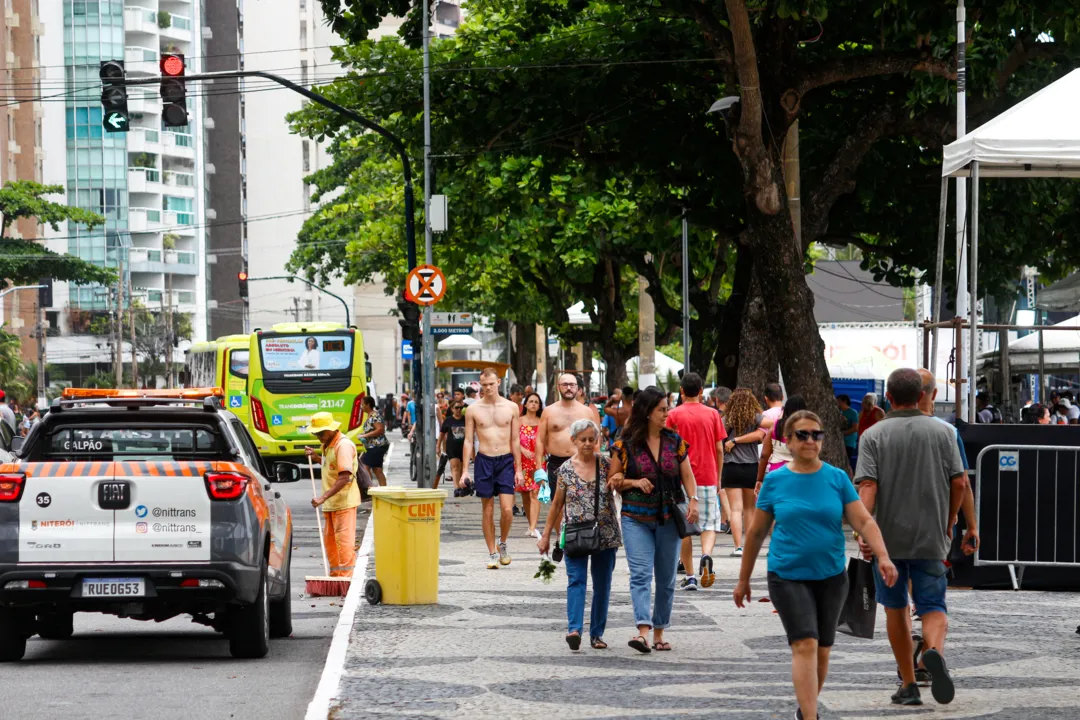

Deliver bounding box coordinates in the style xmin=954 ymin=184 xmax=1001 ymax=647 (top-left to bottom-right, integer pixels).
xmin=0 ymin=388 xmax=302 ymax=660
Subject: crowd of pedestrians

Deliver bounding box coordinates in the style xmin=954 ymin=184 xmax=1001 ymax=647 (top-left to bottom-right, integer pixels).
xmin=437 ymin=366 xmax=980 ymax=717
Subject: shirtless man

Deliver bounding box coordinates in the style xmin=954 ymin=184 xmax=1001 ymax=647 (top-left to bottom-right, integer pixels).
xmin=459 ymin=367 xmax=524 ymax=569
xmin=536 ymin=372 xmax=602 ymax=479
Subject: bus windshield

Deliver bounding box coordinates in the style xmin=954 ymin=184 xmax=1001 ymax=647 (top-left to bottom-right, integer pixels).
xmin=257 ymin=333 xmax=354 ymax=392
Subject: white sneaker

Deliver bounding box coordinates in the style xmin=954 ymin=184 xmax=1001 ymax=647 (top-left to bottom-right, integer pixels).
xmin=487 ymin=553 xmax=499 ymax=569
xmin=731 ymin=547 xmax=744 ymax=557
xmin=532 ymin=528 xmax=543 ymax=539
xmin=498 ymin=541 xmax=512 ymax=566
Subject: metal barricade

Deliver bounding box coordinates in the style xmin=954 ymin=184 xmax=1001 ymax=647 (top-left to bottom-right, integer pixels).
xmin=975 ymin=444 xmax=1080 ymax=590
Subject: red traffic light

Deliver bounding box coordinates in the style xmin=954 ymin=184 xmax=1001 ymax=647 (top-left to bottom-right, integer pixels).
xmin=161 ymin=54 xmax=185 ymax=77
xmin=238 ymin=272 xmax=248 ymax=281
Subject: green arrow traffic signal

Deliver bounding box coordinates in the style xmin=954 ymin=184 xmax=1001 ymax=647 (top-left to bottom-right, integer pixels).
xmin=104 ymin=111 xmax=129 ymax=132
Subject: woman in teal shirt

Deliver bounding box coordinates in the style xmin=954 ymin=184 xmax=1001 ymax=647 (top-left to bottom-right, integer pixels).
xmin=735 ymin=410 xmax=898 ymax=720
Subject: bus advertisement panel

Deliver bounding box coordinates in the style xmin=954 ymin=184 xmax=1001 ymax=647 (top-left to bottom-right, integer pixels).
xmin=247 ymin=323 xmax=367 ymax=461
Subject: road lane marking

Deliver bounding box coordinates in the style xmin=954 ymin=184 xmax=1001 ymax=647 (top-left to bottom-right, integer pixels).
xmin=304 ymin=511 xmax=373 ymax=720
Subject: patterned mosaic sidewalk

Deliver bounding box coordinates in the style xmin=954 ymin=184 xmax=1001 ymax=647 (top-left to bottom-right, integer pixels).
xmin=330 ymin=498 xmax=1080 ymax=719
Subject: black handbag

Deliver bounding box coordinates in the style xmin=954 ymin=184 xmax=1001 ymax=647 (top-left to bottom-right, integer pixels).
xmin=669 ymin=496 xmax=701 ymax=539
xmin=561 ymin=457 xmax=604 ymax=558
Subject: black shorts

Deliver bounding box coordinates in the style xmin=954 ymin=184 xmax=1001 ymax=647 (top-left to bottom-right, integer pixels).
xmin=547 ymin=455 xmax=572 ymax=479
xmin=722 ymin=462 xmax=758 ymax=489
xmin=767 ymin=570 xmax=848 ymax=647
xmin=474 ymin=453 xmax=515 ymax=498
xmin=446 ymin=444 xmax=464 ymax=462
xmin=361 ymin=443 xmax=390 ymax=469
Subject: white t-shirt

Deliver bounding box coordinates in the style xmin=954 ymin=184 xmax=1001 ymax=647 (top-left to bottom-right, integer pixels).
xmin=1067 ymin=405 xmax=1080 ymax=422
xmin=299 ymin=348 xmax=320 ymax=369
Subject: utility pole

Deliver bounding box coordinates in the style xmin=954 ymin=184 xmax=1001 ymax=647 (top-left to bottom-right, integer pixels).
xmin=115 ymin=254 xmax=124 ymax=388
xmin=637 ymin=276 xmax=657 ymax=388
xmin=166 ymin=273 xmax=174 ymax=389
xmin=128 ymin=257 xmax=138 ymax=388
xmin=681 ymin=209 xmax=690 ymax=372
xmin=34 ymin=300 xmax=45 ymax=409
xmin=290 ymin=297 xmax=301 ymax=323
xmin=955 ymin=0 xmax=969 ymax=420
xmin=419 ymin=0 xmax=437 ymax=488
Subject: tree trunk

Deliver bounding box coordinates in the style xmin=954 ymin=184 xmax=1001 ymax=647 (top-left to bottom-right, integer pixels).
xmin=509 ymin=321 xmax=536 ymax=387
xmin=748 ymin=211 xmax=848 ymax=469
xmin=712 ymin=241 xmax=754 ymax=389
xmin=599 ymin=339 xmax=631 ymax=392
xmin=736 ymin=265 xmax=778 ymax=396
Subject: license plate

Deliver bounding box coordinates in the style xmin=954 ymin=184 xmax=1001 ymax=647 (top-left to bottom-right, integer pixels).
xmin=82 ymin=577 xmax=145 ymax=598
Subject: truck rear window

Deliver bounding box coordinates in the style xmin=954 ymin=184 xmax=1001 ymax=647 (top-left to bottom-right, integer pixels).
xmin=44 ymin=427 xmax=220 ymax=459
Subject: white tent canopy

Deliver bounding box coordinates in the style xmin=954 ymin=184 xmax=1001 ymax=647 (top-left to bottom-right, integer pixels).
xmin=978 ymin=315 xmax=1080 ymax=373
xmin=436 ymin=334 xmax=482 ymax=350
xmin=943 ymin=69 xmax=1080 ymax=178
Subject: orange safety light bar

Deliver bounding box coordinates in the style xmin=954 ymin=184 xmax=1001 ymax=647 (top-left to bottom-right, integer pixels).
xmin=62 ymin=387 xmax=225 ymax=400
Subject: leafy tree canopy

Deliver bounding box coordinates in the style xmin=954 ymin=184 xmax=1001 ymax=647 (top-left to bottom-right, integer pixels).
xmin=0 ymin=181 xmax=115 ymax=286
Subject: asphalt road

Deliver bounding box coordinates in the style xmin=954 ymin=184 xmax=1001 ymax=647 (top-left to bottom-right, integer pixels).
xmin=0 ymin=479 xmax=367 ymax=720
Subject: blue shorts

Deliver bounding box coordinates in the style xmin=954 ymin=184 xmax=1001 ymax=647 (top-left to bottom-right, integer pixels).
xmin=873 ymin=558 xmax=948 ymax=616
xmin=474 ymin=453 xmax=515 ymax=498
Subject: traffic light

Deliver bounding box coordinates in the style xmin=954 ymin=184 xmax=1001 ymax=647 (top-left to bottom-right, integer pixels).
xmin=99 ymin=60 xmax=129 ymax=133
xmin=397 ymin=293 xmax=420 ymax=343
xmin=37 ymin=278 xmax=53 ymax=309
xmin=159 ymin=53 xmax=188 ymax=127
xmin=237 ymin=271 xmax=249 ymax=301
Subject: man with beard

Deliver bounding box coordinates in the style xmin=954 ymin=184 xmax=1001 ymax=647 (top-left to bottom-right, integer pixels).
xmin=536 ymin=372 xmax=602 ymax=479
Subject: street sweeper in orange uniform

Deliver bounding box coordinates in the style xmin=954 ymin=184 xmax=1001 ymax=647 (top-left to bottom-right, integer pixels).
xmin=305 ymin=412 xmax=361 ymax=583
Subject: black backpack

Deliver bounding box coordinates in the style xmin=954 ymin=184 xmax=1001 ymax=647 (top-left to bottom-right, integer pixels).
xmin=987 ymin=404 xmax=1003 ymax=424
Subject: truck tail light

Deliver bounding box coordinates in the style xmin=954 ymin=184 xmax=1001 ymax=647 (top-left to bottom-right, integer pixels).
xmin=0 ymin=473 xmax=25 ymax=502
xmin=204 ymin=472 xmax=248 ymax=501
xmin=251 ymin=397 xmax=268 ymax=432
xmin=348 ymin=394 xmax=365 ymax=431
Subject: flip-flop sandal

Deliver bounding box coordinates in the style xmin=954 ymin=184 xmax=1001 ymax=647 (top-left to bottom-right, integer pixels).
xmin=628 ymin=635 xmax=651 ymax=654
xmin=699 ymin=556 xmax=715 ymax=588
xmin=652 ymin=641 xmax=672 ymax=651
xmin=590 ymin=638 xmax=608 ymax=649
xmin=566 ymin=633 xmax=581 ymax=651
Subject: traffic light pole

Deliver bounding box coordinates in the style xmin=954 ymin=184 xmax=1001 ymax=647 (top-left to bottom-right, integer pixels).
xmin=118 ymin=67 xmax=423 ymax=460
xmin=246 ymin=274 xmax=351 ymax=327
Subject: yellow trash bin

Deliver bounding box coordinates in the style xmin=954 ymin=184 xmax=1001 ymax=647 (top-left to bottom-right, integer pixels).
xmin=364 ymin=486 xmax=448 ymax=605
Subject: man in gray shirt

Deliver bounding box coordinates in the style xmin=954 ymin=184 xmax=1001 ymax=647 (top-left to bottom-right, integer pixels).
xmin=855 ymin=368 xmax=966 ymax=708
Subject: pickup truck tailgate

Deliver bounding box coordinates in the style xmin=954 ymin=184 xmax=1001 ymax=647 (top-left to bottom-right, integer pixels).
xmin=113 ymin=461 xmax=212 ymax=562
xmin=18 ymin=462 xmax=115 ymax=563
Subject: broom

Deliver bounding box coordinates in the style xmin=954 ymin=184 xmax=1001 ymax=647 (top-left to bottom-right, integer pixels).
xmin=304 ymin=457 xmax=351 ymax=597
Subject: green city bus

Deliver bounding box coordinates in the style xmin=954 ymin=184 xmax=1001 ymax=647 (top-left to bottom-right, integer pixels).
xmin=247 ymin=322 xmax=370 ymax=462
xmin=185 ymin=334 xmax=252 ymax=426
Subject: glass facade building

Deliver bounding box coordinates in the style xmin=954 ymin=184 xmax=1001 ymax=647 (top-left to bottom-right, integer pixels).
xmin=64 ymin=0 xmax=128 ymax=310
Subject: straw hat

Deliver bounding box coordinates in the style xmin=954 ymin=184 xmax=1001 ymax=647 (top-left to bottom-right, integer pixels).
xmin=307 ymin=411 xmax=341 ymax=434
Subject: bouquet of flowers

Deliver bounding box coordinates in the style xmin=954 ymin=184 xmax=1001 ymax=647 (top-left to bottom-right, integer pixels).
xmin=534 ymin=557 xmax=558 ymax=584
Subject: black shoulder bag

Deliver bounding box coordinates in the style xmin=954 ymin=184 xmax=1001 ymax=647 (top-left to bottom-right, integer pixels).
xmin=562 ymin=457 xmax=603 ymax=558
xmin=663 ymin=436 xmax=701 ymax=539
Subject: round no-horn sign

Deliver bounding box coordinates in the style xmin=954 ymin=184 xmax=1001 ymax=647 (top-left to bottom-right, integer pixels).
xmin=405 ymin=264 xmax=446 ymax=306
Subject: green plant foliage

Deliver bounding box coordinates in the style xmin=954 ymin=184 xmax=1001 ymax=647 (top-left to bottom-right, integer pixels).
xmin=0 ymin=181 xmax=115 ymax=286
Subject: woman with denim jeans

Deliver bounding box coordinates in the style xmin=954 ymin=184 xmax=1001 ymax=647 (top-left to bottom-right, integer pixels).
xmin=607 ymin=387 xmax=699 ymax=654
xmin=538 ymin=418 xmax=622 ymax=650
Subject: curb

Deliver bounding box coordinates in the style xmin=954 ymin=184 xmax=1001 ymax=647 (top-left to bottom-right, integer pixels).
xmin=303 ymin=510 xmax=375 ymax=720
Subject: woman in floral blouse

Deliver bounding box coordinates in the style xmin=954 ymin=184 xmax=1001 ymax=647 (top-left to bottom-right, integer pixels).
xmin=538 ymin=418 xmax=621 ymax=651
xmin=608 ymin=386 xmax=699 ymax=654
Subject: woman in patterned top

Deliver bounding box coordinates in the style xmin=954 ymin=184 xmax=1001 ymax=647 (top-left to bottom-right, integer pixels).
xmin=358 ymin=396 xmax=389 ymax=487
xmin=538 ymin=418 xmax=622 ymax=651
xmin=608 ymin=386 xmax=699 ymax=653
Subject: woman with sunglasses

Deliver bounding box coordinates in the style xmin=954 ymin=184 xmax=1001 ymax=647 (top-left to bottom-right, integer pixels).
xmin=735 ymin=410 xmax=898 ymax=720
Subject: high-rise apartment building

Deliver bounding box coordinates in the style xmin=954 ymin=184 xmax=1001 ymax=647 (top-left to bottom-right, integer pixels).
xmin=44 ymin=0 xmax=208 ymax=382
xmin=0 ymin=0 xmax=48 ymax=361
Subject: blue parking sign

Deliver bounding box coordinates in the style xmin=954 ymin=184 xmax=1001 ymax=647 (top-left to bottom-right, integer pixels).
xmin=229 ymin=395 xmax=243 ymax=408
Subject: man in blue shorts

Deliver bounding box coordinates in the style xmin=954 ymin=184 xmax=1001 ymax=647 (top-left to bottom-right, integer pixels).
xmin=855 ymin=368 xmax=967 ymax=708
xmin=459 ymin=368 xmax=524 ymax=569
